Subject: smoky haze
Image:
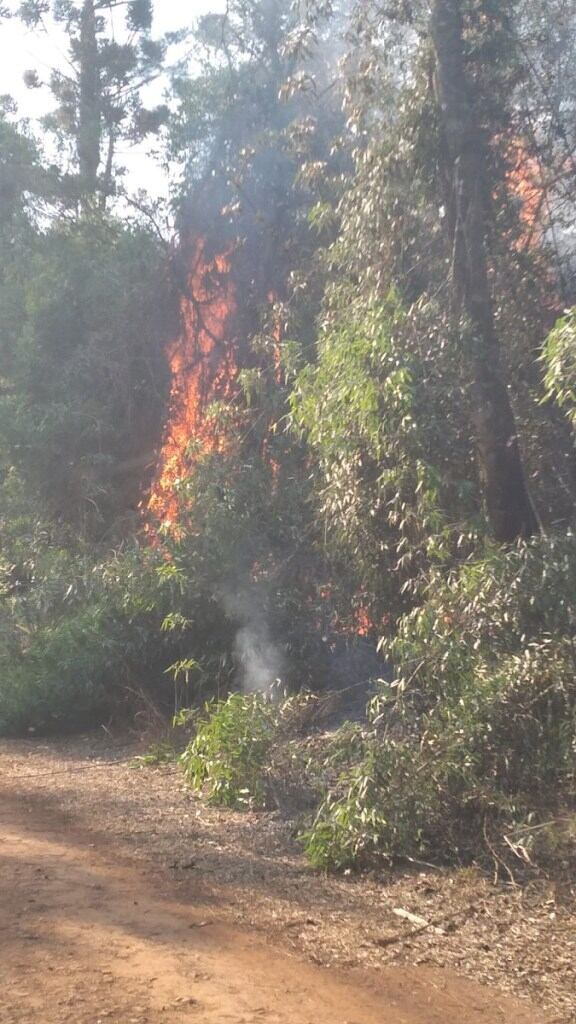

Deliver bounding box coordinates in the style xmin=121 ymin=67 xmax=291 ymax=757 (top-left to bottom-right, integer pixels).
xmin=221 ymin=589 xmax=285 ymax=695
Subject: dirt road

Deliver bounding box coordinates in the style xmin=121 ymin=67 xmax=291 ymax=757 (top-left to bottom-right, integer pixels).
xmin=0 ymin=746 xmax=549 ymax=1024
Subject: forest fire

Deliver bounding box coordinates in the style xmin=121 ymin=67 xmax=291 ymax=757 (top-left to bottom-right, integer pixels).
xmin=353 ymin=605 xmax=374 ymax=638
xmin=148 ymin=237 xmax=239 ymax=527
xmin=507 ymin=144 xmax=547 ymax=248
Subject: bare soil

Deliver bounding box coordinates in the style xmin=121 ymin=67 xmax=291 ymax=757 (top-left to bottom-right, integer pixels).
xmin=0 ymin=734 xmax=572 ymax=1024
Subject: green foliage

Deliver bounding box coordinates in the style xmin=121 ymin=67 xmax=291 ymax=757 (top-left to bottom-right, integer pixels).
xmin=179 ymin=690 xmax=346 ymax=811
xmin=303 ymin=738 xmax=442 ymax=871
xmin=0 ymin=459 xmax=225 ymax=736
xmin=0 ymin=114 xmax=56 ymax=228
xmin=389 ymin=531 xmax=576 ymax=705
xmin=291 ymin=288 xmax=481 ymax=622
xmin=543 ymin=308 xmax=576 ymax=429
xmin=0 ymin=216 xmax=170 ymax=537
xmin=181 ymin=693 xmax=278 ymax=808
xmin=0 ymin=535 xmax=174 ymax=735
xmin=304 ymin=535 xmax=576 ymax=874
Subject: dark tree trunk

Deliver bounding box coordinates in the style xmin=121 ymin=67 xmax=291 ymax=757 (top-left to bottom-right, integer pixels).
xmin=78 ymin=0 xmax=101 ymax=197
xmin=431 ymin=0 xmax=539 ymax=543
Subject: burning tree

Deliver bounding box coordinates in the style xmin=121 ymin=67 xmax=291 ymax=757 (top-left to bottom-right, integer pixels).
xmin=148 ymin=238 xmax=239 ymax=528
xmin=147 ymin=0 xmax=343 ymax=534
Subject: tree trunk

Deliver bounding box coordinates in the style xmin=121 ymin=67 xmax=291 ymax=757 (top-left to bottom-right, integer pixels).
xmin=431 ymin=0 xmax=539 ymax=542
xmin=78 ymin=0 xmax=101 ymax=197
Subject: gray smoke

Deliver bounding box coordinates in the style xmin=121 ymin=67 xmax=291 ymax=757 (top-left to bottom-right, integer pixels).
xmin=221 ymin=588 xmax=285 ymax=695
xmin=233 ymin=621 xmax=285 ymax=695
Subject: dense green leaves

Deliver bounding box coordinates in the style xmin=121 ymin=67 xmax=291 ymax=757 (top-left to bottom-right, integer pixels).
xmin=181 ymin=693 xmax=278 ymax=808
xmin=291 ymin=286 xmax=480 ymax=620
xmin=0 ymin=218 xmax=170 ymax=536
xmin=304 ymin=535 xmax=576 ymax=873
xmin=543 ymin=309 xmax=576 ymax=430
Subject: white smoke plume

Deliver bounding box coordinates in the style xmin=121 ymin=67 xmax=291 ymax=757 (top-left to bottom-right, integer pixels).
xmin=221 ymin=588 xmax=285 ymax=695
xmin=233 ymin=621 xmax=285 ymax=695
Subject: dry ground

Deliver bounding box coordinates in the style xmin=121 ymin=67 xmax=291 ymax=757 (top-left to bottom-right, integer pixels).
xmin=0 ymin=733 xmax=573 ymax=1023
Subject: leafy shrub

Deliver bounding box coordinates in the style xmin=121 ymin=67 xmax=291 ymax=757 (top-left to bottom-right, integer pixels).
xmin=543 ymin=308 xmax=576 ymax=430
xmin=303 ymin=738 xmax=443 ymax=870
xmin=290 ymin=287 xmax=483 ymax=625
xmin=0 ymin=605 xmax=111 ymax=735
xmin=388 ymin=532 xmax=576 ymax=702
xmin=0 ymin=444 xmax=320 ymax=736
xmin=180 ymin=690 xmax=338 ymax=810
xmin=0 ymin=537 xmax=189 ymax=736
xmin=181 ymin=693 xmax=278 ymax=808
xmin=304 ymin=533 xmax=576 ymax=875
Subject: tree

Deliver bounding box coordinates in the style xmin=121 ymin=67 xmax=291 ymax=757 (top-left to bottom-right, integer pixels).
xmin=430 ymin=0 xmax=539 ymax=542
xmin=291 ymin=0 xmax=576 ymax=628
xmin=0 ymin=104 xmax=57 ymax=229
xmin=19 ymin=0 xmax=169 ymax=206
xmin=167 ymin=0 xmax=343 ymax=286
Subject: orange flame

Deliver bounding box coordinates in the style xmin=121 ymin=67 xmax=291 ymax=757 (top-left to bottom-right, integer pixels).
xmin=353 ymin=606 xmax=374 ymax=638
xmin=506 ymin=143 xmax=547 ymax=249
xmin=313 ymin=584 xmax=381 ymax=639
xmin=148 ymin=237 xmax=239 ymax=528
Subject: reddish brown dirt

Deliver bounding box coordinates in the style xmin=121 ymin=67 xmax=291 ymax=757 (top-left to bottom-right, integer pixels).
xmin=0 ymin=739 xmax=555 ymax=1024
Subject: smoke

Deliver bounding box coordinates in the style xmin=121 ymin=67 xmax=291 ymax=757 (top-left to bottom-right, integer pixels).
xmin=233 ymin=621 xmax=285 ymax=695
xmin=221 ymin=588 xmax=286 ymax=696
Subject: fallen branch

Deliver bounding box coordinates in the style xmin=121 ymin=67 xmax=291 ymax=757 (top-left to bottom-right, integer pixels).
xmin=391 ymin=913 xmax=440 ymax=937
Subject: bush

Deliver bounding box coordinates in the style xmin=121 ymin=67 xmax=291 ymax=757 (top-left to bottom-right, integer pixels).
xmin=303 ymin=737 xmax=444 ymax=870
xmin=0 ymin=606 xmax=112 ymax=735
xmin=180 ymin=693 xmax=279 ymax=808
xmin=179 ymin=690 xmax=335 ymax=810
xmin=0 ymin=538 xmax=188 ymax=736
xmin=303 ymin=533 xmax=576 ymax=875
xmin=543 ymin=307 xmax=576 ymax=430
xmin=0 ymin=444 xmax=320 ymax=736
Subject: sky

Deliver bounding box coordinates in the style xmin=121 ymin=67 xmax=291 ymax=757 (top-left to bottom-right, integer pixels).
xmin=0 ymin=0 xmax=225 ymax=197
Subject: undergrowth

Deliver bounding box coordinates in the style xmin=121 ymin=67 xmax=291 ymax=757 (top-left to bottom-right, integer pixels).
xmin=180 ymin=534 xmax=576 ymax=880
xmin=0 ymin=538 xmax=187 ymax=735
xmin=307 ymin=535 xmax=576 ymax=876
xmin=179 ymin=691 xmax=326 ymax=808
xmin=180 ymin=693 xmax=278 ymax=807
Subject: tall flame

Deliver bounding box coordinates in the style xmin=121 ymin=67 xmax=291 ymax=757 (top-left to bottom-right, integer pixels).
xmin=148 ymin=237 xmax=238 ymax=527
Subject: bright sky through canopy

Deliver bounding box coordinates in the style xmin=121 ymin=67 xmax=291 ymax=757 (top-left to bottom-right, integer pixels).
xmin=0 ymin=0 xmax=224 ymax=196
